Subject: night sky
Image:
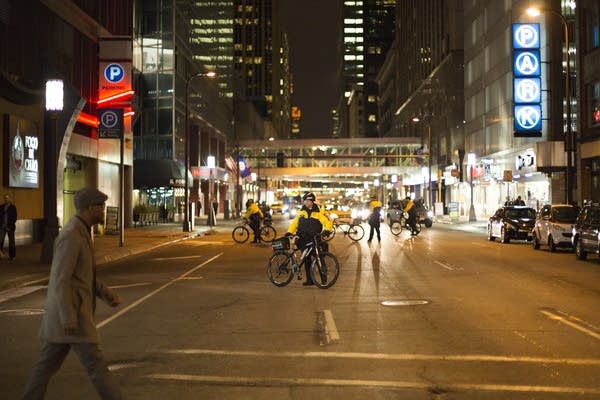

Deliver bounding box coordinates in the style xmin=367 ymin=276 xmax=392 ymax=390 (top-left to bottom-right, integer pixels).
xmin=280 ymin=1 xmax=341 ymax=138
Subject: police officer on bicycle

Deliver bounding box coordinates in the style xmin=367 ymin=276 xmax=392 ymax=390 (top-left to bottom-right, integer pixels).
xmin=286 ymin=192 xmax=332 ymax=286
xmin=244 ymin=199 xmax=264 ymax=243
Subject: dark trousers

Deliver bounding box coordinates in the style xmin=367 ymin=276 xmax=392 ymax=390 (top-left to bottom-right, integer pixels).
xmin=0 ymin=228 xmax=15 ymax=259
xmin=22 ymin=341 xmax=122 ymax=400
xmin=407 ymin=215 xmax=418 ymax=234
xmin=368 ymin=223 xmax=381 ymax=241
xmin=249 ymin=218 xmax=260 ymax=242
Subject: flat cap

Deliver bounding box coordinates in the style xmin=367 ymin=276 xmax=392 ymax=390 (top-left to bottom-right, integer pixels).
xmin=74 ymin=188 xmax=108 ymax=210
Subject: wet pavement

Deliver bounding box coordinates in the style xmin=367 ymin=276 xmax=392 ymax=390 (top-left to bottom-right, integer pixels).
xmin=0 ymin=218 xmax=239 ymax=293
xmin=0 ymin=215 xmax=485 ymax=293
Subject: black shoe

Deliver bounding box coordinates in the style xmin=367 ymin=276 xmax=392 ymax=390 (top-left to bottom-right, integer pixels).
xmin=302 ymin=281 xmax=314 ymax=286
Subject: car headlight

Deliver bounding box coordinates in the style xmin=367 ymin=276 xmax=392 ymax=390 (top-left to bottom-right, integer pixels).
xmin=427 ymin=210 xmax=433 ymax=218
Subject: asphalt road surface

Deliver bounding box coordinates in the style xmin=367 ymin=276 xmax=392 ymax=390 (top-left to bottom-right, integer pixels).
xmin=2 ymin=219 xmax=600 ymax=399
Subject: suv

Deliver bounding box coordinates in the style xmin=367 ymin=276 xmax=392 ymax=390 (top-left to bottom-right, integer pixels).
xmin=532 ymin=204 xmax=578 ymax=252
xmin=572 ymin=204 xmax=600 ymax=260
xmin=387 ymin=199 xmax=433 ymax=228
xmin=487 ymin=206 xmax=536 ymax=243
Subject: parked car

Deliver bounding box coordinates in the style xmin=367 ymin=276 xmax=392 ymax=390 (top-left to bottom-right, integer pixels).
xmin=487 ymin=206 xmax=536 ymax=243
xmin=387 ymin=199 xmax=433 ymax=227
xmin=572 ymin=203 xmax=600 ymax=260
xmin=532 ymin=204 xmax=579 ymax=251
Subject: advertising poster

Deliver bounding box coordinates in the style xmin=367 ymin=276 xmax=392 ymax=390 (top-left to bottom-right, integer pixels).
xmin=3 ymin=115 xmax=39 ymax=188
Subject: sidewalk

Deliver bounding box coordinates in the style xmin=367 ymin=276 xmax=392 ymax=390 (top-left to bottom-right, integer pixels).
xmin=0 ymin=217 xmax=239 ymax=293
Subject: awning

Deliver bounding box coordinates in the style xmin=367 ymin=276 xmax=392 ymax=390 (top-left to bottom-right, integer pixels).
xmin=133 ymin=159 xmax=192 ymax=188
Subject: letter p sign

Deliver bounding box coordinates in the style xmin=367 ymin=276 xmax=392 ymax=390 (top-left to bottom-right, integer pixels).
xmin=104 ymin=63 xmax=124 ymax=83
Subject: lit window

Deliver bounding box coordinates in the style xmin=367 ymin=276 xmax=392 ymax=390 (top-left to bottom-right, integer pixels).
xmin=368 ymin=115 xmax=377 ymax=122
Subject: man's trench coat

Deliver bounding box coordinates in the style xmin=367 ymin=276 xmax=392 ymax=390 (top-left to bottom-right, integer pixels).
xmin=39 ymin=216 xmax=116 ymax=343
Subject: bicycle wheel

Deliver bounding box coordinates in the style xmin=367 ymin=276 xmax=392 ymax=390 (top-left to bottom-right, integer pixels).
xmin=390 ymin=221 xmax=402 ymax=236
xmin=323 ymin=228 xmax=336 ymax=241
xmin=232 ymin=225 xmax=250 ymax=243
xmin=413 ymin=222 xmax=421 ymax=235
xmin=310 ymin=252 xmax=340 ymax=289
xmin=347 ymin=224 xmax=365 ymax=241
xmin=267 ymin=251 xmax=294 ymax=287
xmin=260 ymin=225 xmax=277 ymax=242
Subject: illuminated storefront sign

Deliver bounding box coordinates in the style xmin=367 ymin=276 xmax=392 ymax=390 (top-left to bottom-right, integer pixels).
xmin=513 ymin=23 xmax=542 ymax=136
xmin=3 ymin=115 xmax=39 ymax=188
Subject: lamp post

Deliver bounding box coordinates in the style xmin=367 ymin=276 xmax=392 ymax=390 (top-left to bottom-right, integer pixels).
xmin=40 ymin=79 xmax=63 ymax=263
xmin=183 ymin=71 xmax=216 ymax=232
xmin=207 ymin=155 xmax=215 ymax=226
xmin=527 ymin=7 xmax=572 ymax=203
xmin=467 ymin=152 xmax=476 ymax=222
xmin=412 ymin=116 xmax=432 ymax=209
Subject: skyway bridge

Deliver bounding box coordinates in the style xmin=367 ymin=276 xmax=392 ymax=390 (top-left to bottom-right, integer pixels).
xmin=235 ymin=137 xmax=429 ymax=188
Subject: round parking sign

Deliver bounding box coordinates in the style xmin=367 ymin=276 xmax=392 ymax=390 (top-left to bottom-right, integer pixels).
xmin=104 ymin=63 xmax=124 ymax=83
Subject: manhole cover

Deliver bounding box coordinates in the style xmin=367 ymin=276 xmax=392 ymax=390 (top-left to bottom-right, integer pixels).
xmin=0 ymin=309 xmax=45 ymax=316
xmin=381 ymin=300 xmax=430 ymax=307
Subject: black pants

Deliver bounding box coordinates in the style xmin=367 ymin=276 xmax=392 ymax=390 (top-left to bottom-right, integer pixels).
xmin=407 ymin=216 xmax=418 ymax=234
xmin=249 ymin=217 xmax=260 ymax=242
xmin=0 ymin=228 xmax=15 ymax=259
xmin=368 ymin=223 xmax=381 ymax=241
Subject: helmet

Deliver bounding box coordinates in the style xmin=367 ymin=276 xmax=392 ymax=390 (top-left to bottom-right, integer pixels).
xmin=302 ymin=192 xmax=316 ymax=201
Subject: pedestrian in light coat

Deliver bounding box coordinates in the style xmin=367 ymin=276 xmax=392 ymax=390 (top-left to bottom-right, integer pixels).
xmin=22 ymin=188 xmax=123 ymax=400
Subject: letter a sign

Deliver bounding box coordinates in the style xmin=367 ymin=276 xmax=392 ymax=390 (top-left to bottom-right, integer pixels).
xmin=512 ymin=23 xmax=542 ymax=137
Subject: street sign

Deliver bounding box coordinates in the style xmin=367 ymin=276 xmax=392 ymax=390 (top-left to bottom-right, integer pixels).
xmin=512 ymin=23 xmax=542 ymax=137
xmin=98 ymin=108 xmax=123 ymax=139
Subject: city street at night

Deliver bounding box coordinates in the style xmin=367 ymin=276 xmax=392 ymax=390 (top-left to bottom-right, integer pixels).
xmin=2 ymin=219 xmax=600 ymax=399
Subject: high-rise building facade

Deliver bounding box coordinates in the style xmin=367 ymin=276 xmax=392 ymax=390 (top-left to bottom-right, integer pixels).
xmin=391 ymin=0 xmax=464 ymax=209
xmin=233 ymin=0 xmax=291 ymax=140
xmin=190 ymin=1 xmax=235 ymax=100
xmin=576 ymin=0 xmax=600 ymax=201
xmin=339 ymin=0 xmax=395 ymax=138
xmin=363 ymin=0 xmax=395 ymax=137
xmin=133 ymin=1 xmax=231 ymax=218
xmin=463 ymin=0 xmax=577 ymax=218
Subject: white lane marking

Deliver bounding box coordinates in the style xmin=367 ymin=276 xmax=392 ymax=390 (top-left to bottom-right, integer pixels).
xmin=541 ymin=309 xmax=600 ymax=341
xmin=323 ymin=309 xmax=340 ymax=342
xmin=109 ymin=282 xmax=153 ymax=289
xmin=153 ymin=255 xmax=206 ymax=261
xmin=163 ymin=348 xmax=600 ymax=366
xmin=0 ymin=286 xmax=45 ymax=304
xmin=97 ymin=253 xmax=222 ymax=329
xmin=146 ymin=374 xmax=600 ymax=395
xmin=434 ymin=260 xmax=455 ymax=271
xmin=178 ymin=277 xmax=204 ymax=280
xmin=0 ymin=308 xmax=44 ymax=316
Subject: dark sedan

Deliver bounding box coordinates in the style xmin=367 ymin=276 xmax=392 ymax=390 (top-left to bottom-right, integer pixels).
xmin=488 ymin=206 xmax=536 ymax=243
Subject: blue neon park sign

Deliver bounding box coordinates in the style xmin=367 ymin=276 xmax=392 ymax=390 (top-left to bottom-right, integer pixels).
xmin=512 ymin=23 xmax=542 ymax=136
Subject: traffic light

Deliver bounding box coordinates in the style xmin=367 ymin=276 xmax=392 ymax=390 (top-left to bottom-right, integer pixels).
xmin=276 ymin=152 xmax=284 ymax=167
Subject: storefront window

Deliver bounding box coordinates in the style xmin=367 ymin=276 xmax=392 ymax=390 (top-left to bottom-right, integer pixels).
xmin=592 ymin=82 xmax=600 ymax=127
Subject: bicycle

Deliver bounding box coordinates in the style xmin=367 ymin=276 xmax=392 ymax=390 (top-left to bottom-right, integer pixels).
xmin=323 ymin=219 xmax=364 ymax=241
xmin=232 ymin=218 xmax=277 ymax=243
xmin=267 ymin=234 xmax=340 ymax=289
xmin=390 ymin=213 xmax=421 ymax=236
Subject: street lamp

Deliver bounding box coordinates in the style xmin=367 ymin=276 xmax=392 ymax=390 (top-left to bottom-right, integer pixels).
xmin=183 ymin=71 xmax=216 ymax=232
xmin=40 ymin=79 xmax=63 ymax=263
xmin=412 ymin=116 xmax=433 ymax=209
xmin=467 ymin=152 xmax=476 ymax=222
xmin=207 ymin=155 xmax=215 ymax=226
xmin=526 ymin=6 xmax=573 ymax=203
